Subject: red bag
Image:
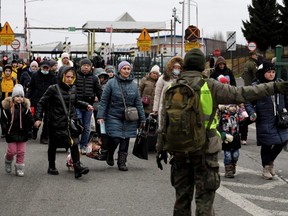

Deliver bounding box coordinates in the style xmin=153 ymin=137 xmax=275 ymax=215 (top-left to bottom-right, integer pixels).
xmin=141 ymin=96 xmax=150 ymax=106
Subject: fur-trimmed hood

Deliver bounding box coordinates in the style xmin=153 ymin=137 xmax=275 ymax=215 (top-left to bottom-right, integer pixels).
xmin=1 ymin=97 xmax=31 ymax=110
xmin=163 ymin=56 xmax=184 ymax=81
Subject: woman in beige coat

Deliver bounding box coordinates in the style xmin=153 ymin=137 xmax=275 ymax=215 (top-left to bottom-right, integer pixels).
xmin=139 ymin=65 xmax=160 ymax=116
xmin=153 ymin=56 xmax=184 ymax=126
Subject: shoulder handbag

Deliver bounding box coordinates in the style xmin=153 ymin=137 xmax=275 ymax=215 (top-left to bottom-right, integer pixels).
xmin=119 ymin=81 xmax=139 ymax=121
xmin=55 ymin=84 xmax=84 ymax=135
xmin=275 ymin=94 xmax=288 ymax=128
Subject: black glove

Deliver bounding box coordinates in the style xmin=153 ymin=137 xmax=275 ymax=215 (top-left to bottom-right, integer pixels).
xmin=275 ymin=82 xmax=288 ymax=95
xmin=156 ymin=151 xmax=167 ymax=170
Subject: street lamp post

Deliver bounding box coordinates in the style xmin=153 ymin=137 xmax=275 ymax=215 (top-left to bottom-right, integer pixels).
xmin=24 ymin=0 xmax=28 ymax=53
xmin=172 ymin=7 xmax=181 ymax=56
xmin=190 ymin=0 xmax=198 ymax=27
xmin=24 ymin=0 xmax=43 ymax=56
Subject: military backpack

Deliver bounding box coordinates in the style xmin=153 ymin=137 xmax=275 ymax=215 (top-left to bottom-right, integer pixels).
xmin=161 ymin=78 xmax=207 ymax=153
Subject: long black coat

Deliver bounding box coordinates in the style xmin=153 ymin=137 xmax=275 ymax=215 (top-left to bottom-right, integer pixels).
xmin=35 ymin=75 xmax=89 ymax=145
xmin=26 ymin=70 xmax=57 ymax=107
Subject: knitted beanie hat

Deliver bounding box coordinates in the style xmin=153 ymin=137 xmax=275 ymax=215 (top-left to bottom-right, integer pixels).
xmin=80 ymin=58 xmax=92 ymax=67
xmin=118 ymin=61 xmax=131 ymax=72
xmin=49 ymin=60 xmax=58 ymax=67
xmin=61 ymin=52 xmax=69 ymax=59
xmin=30 ymin=61 xmax=38 ymax=67
xmin=150 ymin=65 xmax=160 ymax=74
xmin=12 ymin=84 xmax=25 ymax=98
xmin=183 ymin=48 xmax=205 ymax=72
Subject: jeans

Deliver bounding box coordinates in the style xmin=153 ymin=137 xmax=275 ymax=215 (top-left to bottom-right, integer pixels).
xmin=223 ymin=149 xmax=240 ymax=165
xmin=6 ymin=142 xmax=26 ymax=164
xmin=76 ymin=109 xmax=93 ymax=149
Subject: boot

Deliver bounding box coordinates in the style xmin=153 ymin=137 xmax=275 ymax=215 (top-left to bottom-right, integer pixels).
xmin=74 ymin=161 xmax=89 ymax=179
xmin=117 ymin=152 xmax=128 ymax=171
xmin=98 ymin=149 xmax=108 ymax=161
xmin=4 ymin=155 xmax=13 ymax=173
xmin=262 ymin=165 xmax=273 ymax=180
xmin=232 ymin=162 xmax=237 ymax=174
xmin=15 ymin=164 xmax=25 ymax=177
xmin=269 ymin=161 xmax=276 ymax=176
xmin=224 ymin=165 xmax=234 ymax=178
xmin=106 ymin=144 xmax=117 ymax=166
xmin=47 ymin=162 xmax=59 ymax=175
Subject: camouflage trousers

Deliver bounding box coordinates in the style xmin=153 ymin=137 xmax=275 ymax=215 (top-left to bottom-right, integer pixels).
xmin=170 ymin=152 xmax=220 ymax=216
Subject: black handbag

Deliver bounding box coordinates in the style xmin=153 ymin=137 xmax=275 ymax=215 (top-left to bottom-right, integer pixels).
xmin=132 ymin=128 xmax=148 ymax=160
xmin=56 ymin=84 xmax=84 ymax=136
xmin=276 ymin=95 xmax=288 ymax=129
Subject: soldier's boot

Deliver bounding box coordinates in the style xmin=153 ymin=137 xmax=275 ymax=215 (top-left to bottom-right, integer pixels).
xmin=15 ymin=164 xmax=25 ymax=177
xmin=262 ymin=165 xmax=273 ymax=180
xmin=224 ymin=165 xmax=234 ymax=178
xmin=4 ymin=155 xmax=13 ymax=173
xmin=74 ymin=161 xmax=89 ymax=179
xmin=269 ymin=161 xmax=276 ymax=176
xmin=117 ymin=152 xmax=128 ymax=171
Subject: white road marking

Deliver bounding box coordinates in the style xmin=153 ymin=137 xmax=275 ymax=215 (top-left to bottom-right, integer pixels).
xmin=218 ymin=165 xmax=288 ymax=215
xmin=217 ymin=185 xmax=273 ymax=216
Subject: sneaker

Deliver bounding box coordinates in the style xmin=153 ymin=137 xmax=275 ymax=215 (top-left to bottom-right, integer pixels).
xmin=47 ymin=167 xmax=59 ymax=175
xmin=262 ymin=166 xmax=273 ymax=180
xmin=241 ymin=140 xmax=247 ymax=145
xmin=80 ymin=148 xmax=86 ymax=155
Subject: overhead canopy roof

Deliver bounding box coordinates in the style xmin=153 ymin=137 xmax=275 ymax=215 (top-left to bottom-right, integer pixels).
xmin=82 ymin=12 xmax=169 ymax=33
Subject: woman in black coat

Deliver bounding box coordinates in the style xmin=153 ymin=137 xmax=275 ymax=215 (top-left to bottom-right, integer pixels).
xmin=245 ymin=62 xmax=288 ymax=180
xmin=34 ymin=66 xmax=93 ymax=179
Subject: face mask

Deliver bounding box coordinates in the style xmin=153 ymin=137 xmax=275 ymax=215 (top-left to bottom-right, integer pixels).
xmin=41 ymin=70 xmax=49 ymax=75
xmin=172 ymin=69 xmax=180 ymax=76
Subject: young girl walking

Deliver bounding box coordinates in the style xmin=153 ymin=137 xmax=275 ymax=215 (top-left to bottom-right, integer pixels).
xmin=2 ymin=84 xmax=34 ymax=177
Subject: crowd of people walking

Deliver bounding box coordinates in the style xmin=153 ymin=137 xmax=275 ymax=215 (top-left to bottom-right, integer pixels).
xmin=1 ymin=49 xmax=288 ymax=216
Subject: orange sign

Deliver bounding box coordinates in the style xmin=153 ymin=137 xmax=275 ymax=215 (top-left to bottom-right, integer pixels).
xmin=0 ymin=22 xmax=15 ymax=45
xmin=0 ymin=22 xmax=14 ymax=35
xmin=138 ymin=28 xmax=152 ymax=41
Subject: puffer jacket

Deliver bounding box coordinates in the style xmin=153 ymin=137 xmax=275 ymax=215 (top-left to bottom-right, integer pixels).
xmin=35 ymin=68 xmax=89 ymax=141
xmin=75 ymin=70 xmax=102 ymax=105
xmin=1 ymin=97 xmax=33 ymax=143
xmin=245 ymin=79 xmax=288 ymax=146
xmin=139 ymin=75 xmax=157 ymax=114
xmin=97 ymin=73 xmax=146 ymax=138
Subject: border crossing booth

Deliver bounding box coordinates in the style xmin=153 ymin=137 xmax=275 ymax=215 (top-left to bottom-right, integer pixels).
xmin=275 ymin=45 xmax=288 ymax=81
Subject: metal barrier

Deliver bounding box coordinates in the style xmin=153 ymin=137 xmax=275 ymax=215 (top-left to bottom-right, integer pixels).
xmin=275 ymin=45 xmax=288 ymax=81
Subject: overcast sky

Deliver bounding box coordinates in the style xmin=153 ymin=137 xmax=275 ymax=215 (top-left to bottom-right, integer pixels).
xmin=0 ymin=0 xmax=282 ymax=46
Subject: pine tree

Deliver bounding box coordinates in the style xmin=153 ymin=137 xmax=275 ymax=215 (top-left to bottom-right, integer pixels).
xmin=278 ymin=0 xmax=288 ymax=46
xmin=241 ymin=0 xmax=279 ymax=53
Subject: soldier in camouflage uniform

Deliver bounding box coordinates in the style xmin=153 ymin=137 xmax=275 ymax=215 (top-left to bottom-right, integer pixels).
xmin=156 ymin=48 xmax=288 ymax=216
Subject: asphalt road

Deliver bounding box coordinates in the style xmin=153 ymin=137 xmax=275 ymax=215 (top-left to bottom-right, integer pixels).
xmin=1 ymin=78 xmax=288 ymax=216
xmin=0 ymin=124 xmax=288 ymax=216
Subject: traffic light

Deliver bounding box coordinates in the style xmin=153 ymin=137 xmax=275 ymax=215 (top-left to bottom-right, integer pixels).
xmin=2 ymin=55 xmax=8 ymax=65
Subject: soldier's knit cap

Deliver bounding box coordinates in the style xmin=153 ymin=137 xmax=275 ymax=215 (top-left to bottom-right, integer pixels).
xmin=183 ymin=48 xmax=205 ymax=72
